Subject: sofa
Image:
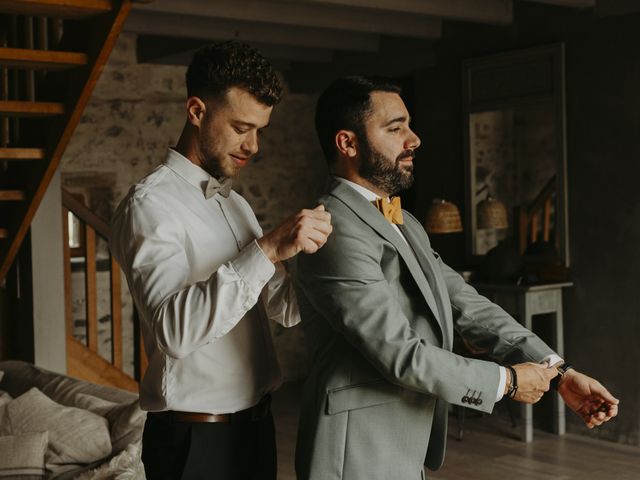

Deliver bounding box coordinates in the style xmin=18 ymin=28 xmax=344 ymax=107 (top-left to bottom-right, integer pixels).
xmin=0 ymin=361 xmax=146 ymax=479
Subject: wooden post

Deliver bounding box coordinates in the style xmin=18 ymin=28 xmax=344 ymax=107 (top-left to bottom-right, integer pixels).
xmin=530 ymin=213 xmax=539 ymax=244
xmin=85 ymin=224 xmax=98 ymax=352
xmin=517 ymin=207 xmax=528 ymax=255
xmin=24 ymin=16 xmax=35 ymax=101
xmin=543 ymin=197 xmax=552 ymax=242
xmin=62 ymin=207 xmax=73 ymax=337
xmin=110 ymin=256 xmax=122 ymax=369
xmin=1 ymin=25 xmax=8 ymax=150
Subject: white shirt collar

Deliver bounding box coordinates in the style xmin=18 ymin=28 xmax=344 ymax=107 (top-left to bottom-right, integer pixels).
xmin=334 ymin=176 xmax=381 ymax=202
xmin=164 ymin=148 xmax=216 ymax=197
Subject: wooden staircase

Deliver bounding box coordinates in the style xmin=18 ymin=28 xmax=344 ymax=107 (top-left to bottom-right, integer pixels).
xmin=0 ymin=0 xmax=137 ymax=390
xmin=0 ymin=0 xmax=131 ymax=285
xmin=62 ymin=187 xmax=146 ymax=392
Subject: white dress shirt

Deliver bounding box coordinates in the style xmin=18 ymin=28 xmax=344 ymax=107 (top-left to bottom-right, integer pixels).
xmin=335 ymin=177 xmax=562 ymax=401
xmin=110 ymin=149 xmax=300 ymax=414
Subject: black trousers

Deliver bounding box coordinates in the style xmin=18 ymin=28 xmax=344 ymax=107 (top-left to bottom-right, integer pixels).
xmin=141 ymin=409 xmax=277 ymax=480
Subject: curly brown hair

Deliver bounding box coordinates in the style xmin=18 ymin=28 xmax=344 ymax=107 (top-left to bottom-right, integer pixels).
xmin=186 ymin=41 xmax=282 ymax=106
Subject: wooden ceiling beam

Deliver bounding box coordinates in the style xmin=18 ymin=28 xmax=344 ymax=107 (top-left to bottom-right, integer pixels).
xmin=138 ymin=36 xmax=334 ymax=65
xmin=0 ymin=0 xmax=111 ymax=18
xmin=521 ymin=0 xmax=595 ymax=7
xmin=133 ymin=0 xmax=442 ymax=39
xmin=283 ymin=0 xmax=513 ymax=24
xmin=124 ymin=10 xmax=381 ymax=52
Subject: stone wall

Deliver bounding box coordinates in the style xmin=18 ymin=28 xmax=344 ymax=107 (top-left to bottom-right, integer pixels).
xmin=60 ymin=33 xmax=328 ymax=380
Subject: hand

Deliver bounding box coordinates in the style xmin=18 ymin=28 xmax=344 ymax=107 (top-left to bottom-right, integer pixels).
xmin=558 ymin=369 xmax=619 ymax=428
xmin=257 ymin=205 xmax=332 ymax=263
xmin=507 ymin=363 xmax=558 ymax=404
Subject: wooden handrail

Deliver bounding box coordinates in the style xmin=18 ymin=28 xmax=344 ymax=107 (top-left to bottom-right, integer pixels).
xmin=61 ymin=186 xmax=145 ymax=389
xmin=110 ymin=256 xmax=123 ymax=369
xmin=85 ymin=224 xmax=98 ymax=352
xmin=61 ymin=188 xmax=110 ymax=239
xmin=527 ymin=175 xmax=556 ymax=217
xmin=518 ymin=175 xmax=557 ymax=253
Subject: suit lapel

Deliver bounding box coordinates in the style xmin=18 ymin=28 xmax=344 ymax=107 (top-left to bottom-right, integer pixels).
xmin=330 ymin=182 xmax=445 ymax=340
xmin=398 ymin=221 xmax=453 ymax=350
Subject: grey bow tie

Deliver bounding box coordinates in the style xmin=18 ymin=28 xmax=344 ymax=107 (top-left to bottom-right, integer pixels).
xmin=205 ymin=176 xmax=232 ymax=199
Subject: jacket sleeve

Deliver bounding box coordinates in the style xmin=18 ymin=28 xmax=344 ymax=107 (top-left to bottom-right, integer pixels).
xmin=435 ymin=255 xmax=556 ymax=365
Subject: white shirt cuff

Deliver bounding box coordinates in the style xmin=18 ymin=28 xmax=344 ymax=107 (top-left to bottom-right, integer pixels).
xmin=496 ymin=366 xmax=507 ymax=401
xmin=496 ymin=353 xmax=563 ymax=402
xmin=230 ymin=240 xmax=276 ymax=295
xmin=540 ymin=354 xmax=564 ymax=368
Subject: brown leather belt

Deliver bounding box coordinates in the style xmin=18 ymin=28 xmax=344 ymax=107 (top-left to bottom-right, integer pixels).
xmin=160 ymin=395 xmax=271 ymax=424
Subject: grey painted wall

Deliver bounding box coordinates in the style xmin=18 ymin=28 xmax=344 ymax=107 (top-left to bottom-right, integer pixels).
xmin=30 ymin=171 xmax=67 ymax=374
xmin=413 ymin=3 xmax=639 ymax=445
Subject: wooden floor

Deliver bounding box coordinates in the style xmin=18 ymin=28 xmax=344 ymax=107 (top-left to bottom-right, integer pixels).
xmin=272 ymin=381 xmax=640 ymax=480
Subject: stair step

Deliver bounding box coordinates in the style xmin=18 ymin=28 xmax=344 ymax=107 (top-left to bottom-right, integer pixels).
xmin=0 ymin=228 xmax=7 ymax=239
xmin=0 ymin=100 xmax=64 ymax=117
xmin=0 ymin=148 xmax=45 ymax=160
xmin=0 ymin=190 xmax=26 ymax=201
xmin=0 ymin=47 xmax=87 ymax=70
xmin=0 ymin=0 xmax=112 ymax=19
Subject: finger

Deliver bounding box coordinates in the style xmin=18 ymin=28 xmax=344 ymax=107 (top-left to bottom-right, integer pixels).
xmin=300 ymin=237 xmax=320 ymax=254
xmin=586 ymin=415 xmax=605 ymax=428
xmin=308 ymin=218 xmax=333 ymax=236
xmin=591 ymin=383 xmax=619 ymax=405
xmin=300 ymin=212 xmax=332 ymax=230
xmin=300 ymin=224 xmax=331 ymax=245
xmin=305 ymin=206 xmax=331 ymax=221
xmin=608 ymin=403 xmax=619 ymax=418
xmin=298 ymin=215 xmax=333 ymax=237
xmin=597 ymin=403 xmax=618 ymax=422
xmin=298 ymin=228 xmax=329 ymax=250
xmin=544 ymin=367 xmax=559 ymax=379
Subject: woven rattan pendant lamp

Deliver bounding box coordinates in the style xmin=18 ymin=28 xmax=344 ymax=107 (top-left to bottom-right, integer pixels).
xmin=425 ymin=199 xmax=463 ymax=234
xmin=477 ymin=195 xmax=508 ymax=230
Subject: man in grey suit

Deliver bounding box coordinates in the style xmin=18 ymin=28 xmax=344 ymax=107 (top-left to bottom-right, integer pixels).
xmin=293 ymin=76 xmax=618 ymax=480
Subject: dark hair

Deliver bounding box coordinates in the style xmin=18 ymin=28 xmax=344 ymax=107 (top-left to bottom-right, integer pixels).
xmin=315 ymin=76 xmax=401 ymax=165
xmin=186 ymin=41 xmax=282 ymax=106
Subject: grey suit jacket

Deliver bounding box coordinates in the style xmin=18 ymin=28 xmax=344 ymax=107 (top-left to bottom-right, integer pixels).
xmin=293 ymin=181 xmax=555 ymax=480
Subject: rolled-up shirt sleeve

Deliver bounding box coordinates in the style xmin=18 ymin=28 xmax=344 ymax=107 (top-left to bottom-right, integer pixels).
xmin=111 ymin=195 xmax=275 ymax=359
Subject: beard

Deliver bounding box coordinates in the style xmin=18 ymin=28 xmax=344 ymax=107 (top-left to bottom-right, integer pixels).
xmin=359 ymin=137 xmax=415 ymax=195
xmin=197 ymin=136 xmax=236 ymax=179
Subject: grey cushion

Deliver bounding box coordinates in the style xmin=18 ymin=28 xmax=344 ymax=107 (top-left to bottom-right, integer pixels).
xmin=0 ymin=388 xmax=112 ymax=465
xmin=0 ymin=361 xmax=137 ymax=406
xmin=0 ymin=391 xmax=12 ymax=423
xmin=74 ymin=393 xmax=146 ymax=453
xmin=0 ymin=431 xmax=47 ymax=479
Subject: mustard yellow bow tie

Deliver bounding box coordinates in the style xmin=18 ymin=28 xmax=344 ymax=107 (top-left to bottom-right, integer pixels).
xmin=373 ymin=197 xmax=404 ymax=225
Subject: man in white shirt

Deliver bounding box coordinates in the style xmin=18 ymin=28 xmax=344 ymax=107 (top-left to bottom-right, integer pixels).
xmin=293 ymin=76 xmax=618 ymax=480
xmin=110 ymin=42 xmax=332 ymax=480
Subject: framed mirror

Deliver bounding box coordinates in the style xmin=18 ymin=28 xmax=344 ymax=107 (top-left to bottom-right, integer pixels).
xmin=463 ymin=44 xmax=570 ymax=269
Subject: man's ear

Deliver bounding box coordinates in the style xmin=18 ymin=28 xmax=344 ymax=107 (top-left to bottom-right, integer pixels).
xmin=335 ymin=130 xmax=358 ymax=158
xmin=186 ymin=96 xmax=206 ymax=127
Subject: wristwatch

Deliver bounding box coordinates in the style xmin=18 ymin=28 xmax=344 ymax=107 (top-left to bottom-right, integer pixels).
xmin=551 ymin=362 xmax=574 ymax=389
